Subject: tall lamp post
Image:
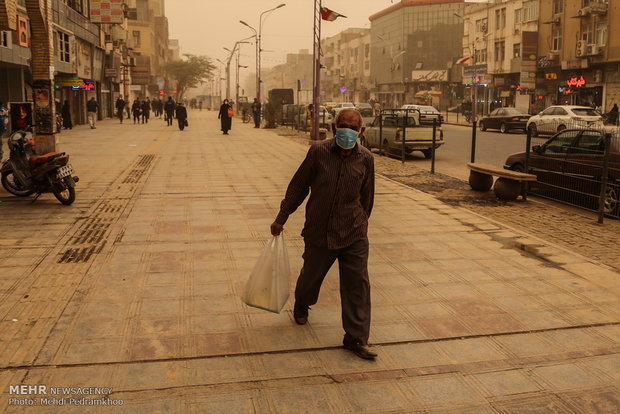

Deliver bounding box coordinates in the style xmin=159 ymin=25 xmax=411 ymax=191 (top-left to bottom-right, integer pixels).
xmin=224 ymin=39 xmax=251 ymax=109
xmin=215 ymin=58 xmax=226 ymax=101
xmin=240 ymin=3 xmax=286 ymax=104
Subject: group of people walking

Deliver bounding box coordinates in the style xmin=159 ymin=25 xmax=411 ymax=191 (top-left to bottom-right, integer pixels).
xmin=114 ymin=96 xmax=188 ymax=130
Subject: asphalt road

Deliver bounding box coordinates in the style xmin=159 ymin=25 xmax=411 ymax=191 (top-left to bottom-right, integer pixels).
xmin=391 ymin=124 xmax=534 ymax=181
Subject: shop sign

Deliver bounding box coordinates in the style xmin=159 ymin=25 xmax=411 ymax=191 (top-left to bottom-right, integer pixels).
xmin=500 ymin=91 xmax=511 ymax=97
xmin=521 ymin=32 xmax=538 ymax=61
xmin=562 ymin=59 xmax=588 ymax=70
xmin=545 ymin=73 xmax=558 ymax=80
xmin=90 ymin=0 xmax=124 ymax=24
xmin=72 ymin=81 xmax=95 ymax=91
xmin=494 ymin=77 xmax=505 ymax=87
xmin=566 ymin=76 xmax=586 ymax=88
xmin=410 ymin=70 xmax=447 ymax=82
xmin=55 ymin=78 xmax=83 ymax=88
xmin=463 ymin=64 xmax=487 ymax=75
xmin=104 ymin=68 xmax=118 ymax=78
xmin=520 ymin=60 xmax=537 ymax=89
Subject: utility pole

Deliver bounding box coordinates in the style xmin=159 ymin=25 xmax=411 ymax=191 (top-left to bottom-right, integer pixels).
xmin=311 ymin=0 xmax=322 ymax=140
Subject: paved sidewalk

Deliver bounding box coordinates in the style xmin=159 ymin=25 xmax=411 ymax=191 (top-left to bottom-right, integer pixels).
xmin=0 ymin=112 xmax=618 ymax=413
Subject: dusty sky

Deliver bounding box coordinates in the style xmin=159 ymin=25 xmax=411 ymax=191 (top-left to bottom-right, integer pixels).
xmin=164 ymin=0 xmax=397 ymax=70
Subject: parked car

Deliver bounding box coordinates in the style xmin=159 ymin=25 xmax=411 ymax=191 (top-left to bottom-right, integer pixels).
xmin=400 ymin=104 xmax=442 ymax=125
xmin=479 ymin=108 xmax=531 ymax=133
xmin=332 ymin=102 xmax=355 ymax=118
xmin=526 ymin=105 xmax=603 ymax=137
xmin=355 ymin=103 xmax=373 ymax=117
xmin=293 ymin=105 xmax=333 ymax=129
xmin=504 ymin=128 xmax=620 ymax=215
xmin=361 ymin=114 xmax=443 ymax=159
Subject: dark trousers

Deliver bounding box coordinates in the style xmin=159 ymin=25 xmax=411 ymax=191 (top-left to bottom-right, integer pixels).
xmin=166 ymin=111 xmax=174 ymax=126
xmin=295 ymin=237 xmax=371 ymax=344
xmin=253 ymin=112 xmax=260 ymax=128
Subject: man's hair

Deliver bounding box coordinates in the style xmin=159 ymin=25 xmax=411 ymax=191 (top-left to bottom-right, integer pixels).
xmin=335 ymin=108 xmax=362 ymax=130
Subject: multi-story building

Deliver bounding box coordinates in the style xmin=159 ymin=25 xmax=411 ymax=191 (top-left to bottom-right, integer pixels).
xmin=126 ymin=0 xmax=171 ymax=99
xmin=536 ymin=0 xmax=615 ymax=113
xmin=369 ymin=0 xmax=465 ymax=110
xmin=260 ymin=50 xmax=313 ymax=104
xmin=462 ymin=0 xmax=539 ymax=114
xmin=0 ymin=0 xmax=31 ymax=104
xmin=321 ymin=28 xmax=371 ymax=104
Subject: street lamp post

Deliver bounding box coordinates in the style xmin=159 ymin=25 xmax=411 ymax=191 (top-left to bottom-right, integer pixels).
xmin=240 ymin=3 xmax=286 ymax=104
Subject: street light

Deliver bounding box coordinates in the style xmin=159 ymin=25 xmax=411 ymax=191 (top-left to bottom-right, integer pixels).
xmin=240 ymin=3 xmax=286 ymax=104
xmin=216 ymin=58 xmax=226 ymax=99
xmin=224 ymin=40 xmax=252 ymax=108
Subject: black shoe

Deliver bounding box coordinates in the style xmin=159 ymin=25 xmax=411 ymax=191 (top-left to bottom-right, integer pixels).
xmin=293 ymin=302 xmax=309 ymax=325
xmin=343 ymin=338 xmax=377 ymax=360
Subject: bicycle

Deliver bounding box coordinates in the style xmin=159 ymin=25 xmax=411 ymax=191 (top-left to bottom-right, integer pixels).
xmin=242 ymin=110 xmax=251 ymax=124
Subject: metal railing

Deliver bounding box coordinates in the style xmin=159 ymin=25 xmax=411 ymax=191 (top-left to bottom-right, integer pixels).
xmin=511 ymin=120 xmax=620 ymax=221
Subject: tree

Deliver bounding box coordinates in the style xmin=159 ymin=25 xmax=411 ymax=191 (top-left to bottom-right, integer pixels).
xmin=163 ymin=54 xmax=215 ymax=99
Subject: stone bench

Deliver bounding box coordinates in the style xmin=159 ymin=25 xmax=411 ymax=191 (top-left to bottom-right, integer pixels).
xmin=467 ymin=162 xmax=537 ymax=200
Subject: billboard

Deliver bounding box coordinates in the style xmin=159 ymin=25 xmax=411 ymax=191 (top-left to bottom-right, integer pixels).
xmin=90 ymin=0 xmax=124 ymax=24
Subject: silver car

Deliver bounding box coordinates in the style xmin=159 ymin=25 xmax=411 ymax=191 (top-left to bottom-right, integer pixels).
xmin=526 ymin=105 xmax=603 ymax=136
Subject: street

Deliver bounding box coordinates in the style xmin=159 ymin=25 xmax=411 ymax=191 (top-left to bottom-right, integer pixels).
xmin=1 ymin=112 xmax=618 ymax=412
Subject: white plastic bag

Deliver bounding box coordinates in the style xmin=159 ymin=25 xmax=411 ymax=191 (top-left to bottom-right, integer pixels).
xmin=243 ymin=235 xmax=291 ymax=313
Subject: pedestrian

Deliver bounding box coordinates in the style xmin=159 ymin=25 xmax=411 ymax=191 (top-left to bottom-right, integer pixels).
xmin=164 ymin=96 xmax=176 ymax=126
xmin=0 ymin=101 xmax=8 ymax=138
xmin=218 ymin=99 xmax=232 ymax=135
xmin=175 ymin=101 xmax=188 ymax=131
xmin=270 ymin=108 xmax=376 ymax=360
xmin=131 ymin=99 xmax=141 ymax=124
xmin=62 ymin=100 xmax=72 ymax=130
xmin=198 ymin=101 xmax=203 ymax=111
xmin=115 ymin=95 xmax=126 ymax=124
xmin=251 ymin=98 xmax=261 ymax=128
xmin=608 ymin=103 xmax=618 ymax=125
xmin=86 ymin=97 xmax=99 ymax=129
xmin=141 ymin=98 xmax=150 ymax=124
xmin=373 ymin=101 xmax=381 ymax=116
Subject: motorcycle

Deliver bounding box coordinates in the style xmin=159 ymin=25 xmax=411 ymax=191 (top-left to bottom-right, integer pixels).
xmin=0 ymin=129 xmax=79 ymax=205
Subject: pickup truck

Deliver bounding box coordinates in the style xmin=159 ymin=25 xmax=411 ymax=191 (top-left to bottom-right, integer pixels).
xmin=360 ymin=114 xmax=444 ymax=159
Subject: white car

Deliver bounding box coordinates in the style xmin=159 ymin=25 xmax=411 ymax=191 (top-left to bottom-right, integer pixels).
xmin=526 ymin=105 xmax=603 ymax=136
xmin=332 ymin=102 xmax=355 ymax=118
xmin=400 ymin=104 xmax=442 ymax=125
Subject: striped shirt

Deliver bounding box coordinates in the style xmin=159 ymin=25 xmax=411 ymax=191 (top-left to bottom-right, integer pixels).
xmin=275 ymin=139 xmax=375 ymax=249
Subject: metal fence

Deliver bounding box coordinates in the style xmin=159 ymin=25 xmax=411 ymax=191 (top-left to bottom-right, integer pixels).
xmin=506 ymin=120 xmax=620 ymax=221
xmin=281 ymin=105 xmax=330 ymax=132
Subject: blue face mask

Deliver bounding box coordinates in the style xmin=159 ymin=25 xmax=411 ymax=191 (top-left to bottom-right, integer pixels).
xmin=335 ymin=128 xmax=359 ymax=149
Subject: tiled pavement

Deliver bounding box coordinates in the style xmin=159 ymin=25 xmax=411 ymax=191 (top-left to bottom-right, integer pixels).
xmin=0 ymin=112 xmax=618 ymax=413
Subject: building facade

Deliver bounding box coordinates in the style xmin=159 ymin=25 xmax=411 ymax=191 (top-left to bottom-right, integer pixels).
xmin=536 ymin=0 xmax=615 ymax=113
xmin=370 ymin=0 xmax=465 ymax=110
xmin=321 ymin=28 xmax=371 ymax=104
xmin=261 ymin=50 xmax=313 ymax=104
xmin=462 ymin=0 xmax=539 ymax=115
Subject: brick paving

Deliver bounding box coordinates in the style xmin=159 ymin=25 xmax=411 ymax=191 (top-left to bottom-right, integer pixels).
xmin=0 ymin=113 xmax=618 ymax=413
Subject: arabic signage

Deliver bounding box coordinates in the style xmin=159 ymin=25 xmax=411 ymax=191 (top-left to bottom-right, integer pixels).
xmin=519 ymin=31 xmax=538 ymax=90
xmin=55 ymin=78 xmax=84 ymax=88
xmin=410 ymin=70 xmax=448 ymax=82
xmin=520 ymin=60 xmax=537 ymax=90
xmin=90 ymin=0 xmax=124 ymax=24
xmin=566 ymin=76 xmax=586 ymax=88
xmin=463 ymin=64 xmax=487 ymax=75
xmin=130 ymin=67 xmax=149 ymax=85
xmin=72 ymin=81 xmax=96 ymax=91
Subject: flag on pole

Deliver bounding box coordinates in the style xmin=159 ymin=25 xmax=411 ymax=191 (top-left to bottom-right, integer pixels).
xmin=456 ymin=56 xmax=472 ymax=64
xmin=321 ymin=7 xmax=347 ymax=21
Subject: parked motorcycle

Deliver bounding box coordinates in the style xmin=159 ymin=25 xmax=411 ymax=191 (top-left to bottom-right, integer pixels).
xmin=0 ymin=129 xmax=79 ymax=205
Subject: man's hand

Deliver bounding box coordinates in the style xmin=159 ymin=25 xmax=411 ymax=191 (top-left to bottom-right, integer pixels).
xmin=270 ymin=222 xmax=283 ymax=236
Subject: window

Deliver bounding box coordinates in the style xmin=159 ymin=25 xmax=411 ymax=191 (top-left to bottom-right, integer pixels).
xmin=581 ymin=24 xmax=593 ymax=44
xmin=494 ymin=41 xmax=505 ymax=61
xmin=513 ymin=43 xmax=521 ymax=58
xmin=515 ymin=9 xmax=521 ymax=24
xmin=545 ymin=130 xmax=579 ymax=153
xmin=464 ymin=20 xmax=469 ymax=35
xmin=476 ymin=18 xmax=488 ymax=33
xmin=573 ymin=131 xmax=604 ymax=154
xmin=495 ymin=9 xmax=501 ymax=30
xmin=17 ymin=16 xmax=28 ymax=47
xmin=595 ymin=22 xmax=607 ymax=46
xmin=553 ymin=0 xmax=563 ymax=15
xmin=522 ymin=1 xmax=539 ymax=22
xmin=0 ymin=31 xmax=10 ymax=48
xmin=581 ymin=0 xmax=592 ymax=7
xmin=67 ymin=0 xmax=83 ymax=14
xmin=552 ymin=29 xmax=562 ymax=51
xmin=132 ymin=30 xmax=141 ymax=48
xmin=475 ymin=48 xmax=487 ymax=63
xmin=501 ymin=8 xmax=506 ymax=29
xmin=58 ymin=31 xmax=70 ymax=62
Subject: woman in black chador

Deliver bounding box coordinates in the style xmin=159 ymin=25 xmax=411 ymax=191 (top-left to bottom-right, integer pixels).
xmin=62 ymin=100 xmax=72 ymax=130
xmin=218 ymin=99 xmax=232 ymax=135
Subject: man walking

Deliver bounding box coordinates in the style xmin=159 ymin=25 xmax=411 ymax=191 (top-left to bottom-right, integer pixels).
xmin=270 ymin=108 xmax=376 ymax=360
xmin=251 ymin=98 xmax=261 ymax=128
xmin=87 ymin=97 xmax=99 ymax=129
xmin=115 ymin=95 xmax=125 ymax=124
xmin=164 ymin=97 xmax=176 ymax=126
xmin=141 ymin=98 xmax=151 ymax=124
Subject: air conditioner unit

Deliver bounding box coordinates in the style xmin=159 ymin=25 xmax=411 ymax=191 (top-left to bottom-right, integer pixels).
xmin=586 ymin=44 xmax=600 ymax=56
xmin=576 ymin=41 xmax=586 ymax=57
xmin=578 ymin=7 xmax=591 ymax=16
xmin=548 ymin=51 xmax=559 ymax=60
